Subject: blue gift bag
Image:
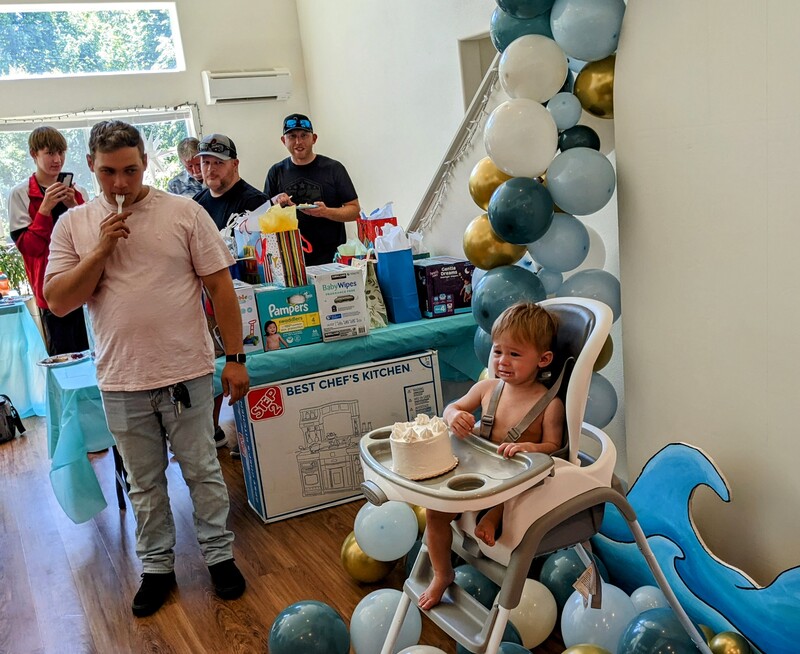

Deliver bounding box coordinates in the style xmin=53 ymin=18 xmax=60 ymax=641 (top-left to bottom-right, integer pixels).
xmin=376 ymin=248 xmax=422 ymax=323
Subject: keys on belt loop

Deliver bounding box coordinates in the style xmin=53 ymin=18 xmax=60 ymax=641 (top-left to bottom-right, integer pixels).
xmin=169 ymin=382 xmax=192 ymax=416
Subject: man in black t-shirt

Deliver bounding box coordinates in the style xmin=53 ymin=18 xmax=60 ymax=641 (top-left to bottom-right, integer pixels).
xmin=264 ymin=114 xmax=360 ymax=265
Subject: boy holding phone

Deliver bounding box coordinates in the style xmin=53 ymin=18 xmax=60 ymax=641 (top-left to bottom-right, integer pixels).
xmin=7 ymin=126 xmax=90 ymax=354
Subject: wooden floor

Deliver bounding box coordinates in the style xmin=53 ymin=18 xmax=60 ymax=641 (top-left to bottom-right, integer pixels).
xmin=0 ymin=409 xmax=565 ymax=654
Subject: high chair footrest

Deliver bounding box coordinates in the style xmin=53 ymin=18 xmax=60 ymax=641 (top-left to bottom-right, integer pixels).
xmin=404 ymin=576 xmax=492 ymax=653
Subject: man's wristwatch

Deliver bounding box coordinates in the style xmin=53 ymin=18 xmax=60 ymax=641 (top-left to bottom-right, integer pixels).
xmin=225 ymin=353 xmax=246 ymax=364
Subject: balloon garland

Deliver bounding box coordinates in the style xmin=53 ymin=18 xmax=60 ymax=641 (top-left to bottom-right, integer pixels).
xmin=468 ymin=0 xmax=626 ymax=429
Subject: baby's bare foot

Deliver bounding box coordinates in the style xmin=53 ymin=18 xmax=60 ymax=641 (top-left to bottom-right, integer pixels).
xmin=474 ymin=514 xmax=500 ymax=547
xmin=418 ymin=571 xmax=455 ymax=610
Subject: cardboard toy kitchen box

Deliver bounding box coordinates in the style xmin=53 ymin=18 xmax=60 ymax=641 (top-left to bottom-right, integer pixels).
xmin=232 ymin=350 xmax=443 ymax=523
xmin=414 ymin=256 xmax=475 ymax=318
xmin=254 ymin=284 xmax=322 ymax=349
xmin=306 ymin=263 xmax=370 ymax=342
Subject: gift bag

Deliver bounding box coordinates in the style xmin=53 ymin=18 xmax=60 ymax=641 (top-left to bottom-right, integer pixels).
xmin=350 ymin=253 xmax=388 ymax=329
xmin=258 ymin=230 xmax=308 ymax=287
xmin=375 ymin=226 xmax=422 ymax=324
xmin=358 ymin=202 xmax=398 ymax=249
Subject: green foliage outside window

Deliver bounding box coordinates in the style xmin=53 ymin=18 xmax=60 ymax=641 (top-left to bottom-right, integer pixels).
xmin=0 ymin=243 xmax=27 ymax=293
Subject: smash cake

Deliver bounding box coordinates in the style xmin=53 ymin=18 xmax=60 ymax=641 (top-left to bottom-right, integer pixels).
xmin=390 ymin=414 xmax=458 ymax=480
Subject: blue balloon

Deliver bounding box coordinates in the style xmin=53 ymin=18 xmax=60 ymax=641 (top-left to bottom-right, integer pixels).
xmin=567 ymin=56 xmax=587 ymax=73
xmin=490 ymin=7 xmax=553 ymax=53
xmin=474 ymin=327 xmax=493 ymax=367
xmin=497 ymin=0 xmax=555 ymax=20
xmin=537 ymin=267 xmax=563 ymax=295
xmin=539 ymin=548 xmax=610 ymax=611
xmin=488 ymin=178 xmax=554 ymax=245
xmin=456 ymin=625 xmax=522 ymax=654
xmin=557 ymin=268 xmax=621 ymax=320
xmin=351 ymin=589 xmax=422 ymax=654
xmin=561 ymin=582 xmax=637 ymax=651
xmin=472 ymin=265 xmax=546 ymax=333
xmin=547 ymin=92 xmax=582 ymax=130
xmin=617 ymin=607 xmax=700 ymax=654
xmin=584 ymin=371 xmax=617 ymax=428
xmin=269 ymin=600 xmax=349 ymax=654
xmin=547 ymin=147 xmax=616 ymax=216
xmin=550 ymin=0 xmax=626 ymax=62
xmin=558 ymin=124 xmax=601 ymax=152
xmin=454 ymin=564 xmax=501 ymax=609
xmin=354 ymin=501 xmax=419 ymax=562
xmin=498 ymin=644 xmax=531 ymax=654
xmin=527 ymin=212 xmax=589 ymax=272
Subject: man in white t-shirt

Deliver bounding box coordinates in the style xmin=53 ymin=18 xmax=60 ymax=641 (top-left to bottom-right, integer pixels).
xmin=44 ymin=120 xmax=250 ymax=618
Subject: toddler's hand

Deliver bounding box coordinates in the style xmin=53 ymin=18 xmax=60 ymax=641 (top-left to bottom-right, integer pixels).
xmin=447 ymin=411 xmax=475 ymax=438
xmin=497 ymin=441 xmax=530 ymax=458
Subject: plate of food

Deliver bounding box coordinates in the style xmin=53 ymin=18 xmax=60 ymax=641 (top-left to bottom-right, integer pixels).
xmin=296 ymin=203 xmax=318 ymax=210
xmin=37 ymin=350 xmax=91 ymax=368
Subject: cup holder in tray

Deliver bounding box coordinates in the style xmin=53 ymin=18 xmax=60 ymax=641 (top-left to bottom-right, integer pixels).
xmin=446 ymin=474 xmax=487 ymax=492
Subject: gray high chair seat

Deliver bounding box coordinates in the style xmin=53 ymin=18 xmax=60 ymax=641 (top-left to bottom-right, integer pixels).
xmin=359 ymin=297 xmax=711 ymax=654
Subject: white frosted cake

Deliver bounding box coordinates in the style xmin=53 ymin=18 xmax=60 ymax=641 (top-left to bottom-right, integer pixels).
xmin=390 ymin=414 xmax=458 ymax=480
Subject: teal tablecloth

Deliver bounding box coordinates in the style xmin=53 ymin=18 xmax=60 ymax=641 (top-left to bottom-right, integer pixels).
xmin=46 ymin=359 xmax=116 ymax=523
xmin=213 ymin=313 xmax=483 ymax=394
xmin=0 ymin=303 xmax=47 ymax=417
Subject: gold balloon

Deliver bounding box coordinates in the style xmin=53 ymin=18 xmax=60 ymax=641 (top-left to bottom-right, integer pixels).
xmin=468 ymin=157 xmax=512 ymax=210
xmin=563 ymin=645 xmax=613 ymax=654
xmin=478 ymin=367 xmax=490 ymax=381
xmin=593 ymin=335 xmax=614 ymax=371
xmin=340 ymin=531 xmax=395 ymax=583
xmin=463 ymin=214 xmax=527 ymax=270
xmin=699 ymin=624 xmax=715 ymax=644
xmin=574 ymin=54 xmax=615 ymax=119
xmin=709 ymin=632 xmax=752 ymax=654
xmin=409 ymin=504 xmax=426 ymax=534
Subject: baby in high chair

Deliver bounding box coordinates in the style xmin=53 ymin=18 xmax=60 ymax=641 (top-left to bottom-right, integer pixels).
xmin=419 ymin=302 xmax=565 ymax=610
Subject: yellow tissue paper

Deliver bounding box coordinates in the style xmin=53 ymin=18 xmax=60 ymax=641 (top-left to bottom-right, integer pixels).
xmin=259 ymin=204 xmax=299 ymax=233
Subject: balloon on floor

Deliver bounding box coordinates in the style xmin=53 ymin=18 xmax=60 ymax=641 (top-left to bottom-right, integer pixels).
xmin=354 ymin=501 xmax=418 ymax=562
xmin=268 ymin=600 xmax=350 ymax=654
xmin=351 ymin=589 xmax=422 ymax=654
xmin=340 ymin=530 xmax=396 ymax=583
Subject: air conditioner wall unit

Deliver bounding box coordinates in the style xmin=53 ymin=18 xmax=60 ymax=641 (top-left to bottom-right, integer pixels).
xmin=201 ymin=68 xmax=292 ymax=105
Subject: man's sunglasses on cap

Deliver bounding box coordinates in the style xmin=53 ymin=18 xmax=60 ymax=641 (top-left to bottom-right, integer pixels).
xmin=198 ymin=141 xmax=235 ymax=157
xmin=285 ymin=118 xmax=312 ymax=130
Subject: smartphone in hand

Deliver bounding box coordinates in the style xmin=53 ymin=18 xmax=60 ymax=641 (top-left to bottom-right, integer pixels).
xmin=57 ymin=172 xmax=74 ymax=187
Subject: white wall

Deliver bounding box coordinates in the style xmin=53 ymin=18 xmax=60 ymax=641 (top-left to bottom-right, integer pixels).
xmin=616 ymin=0 xmax=800 ymax=584
xmin=295 ymin=0 xmax=496 ymax=222
xmin=0 ymin=0 xmax=308 ymax=187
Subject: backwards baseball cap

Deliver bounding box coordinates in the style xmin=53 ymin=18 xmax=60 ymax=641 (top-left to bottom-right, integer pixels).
xmin=197 ymin=133 xmax=237 ymax=160
xmin=282 ymin=113 xmax=313 ymax=135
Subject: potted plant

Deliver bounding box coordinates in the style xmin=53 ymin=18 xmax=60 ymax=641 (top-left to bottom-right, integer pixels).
xmin=0 ymin=243 xmax=29 ymax=294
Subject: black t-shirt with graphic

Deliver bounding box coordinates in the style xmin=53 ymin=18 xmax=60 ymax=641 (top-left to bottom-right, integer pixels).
xmin=264 ymin=155 xmax=357 ymax=266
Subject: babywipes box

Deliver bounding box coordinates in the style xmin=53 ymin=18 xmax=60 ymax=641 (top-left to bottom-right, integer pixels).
xmin=232 ymin=350 xmax=443 ymax=522
xmin=414 ymin=256 xmax=475 ymax=318
xmin=306 ymin=263 xmax=370 ymax=341
xmin=254 ymin=284 xmax=322 ymax=350
xmin=233 ymin=280 xmax=264 ymax=353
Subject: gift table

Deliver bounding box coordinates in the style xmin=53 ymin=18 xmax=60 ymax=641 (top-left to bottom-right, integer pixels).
xmin=0 ymin=301 xmax=47 ymax=417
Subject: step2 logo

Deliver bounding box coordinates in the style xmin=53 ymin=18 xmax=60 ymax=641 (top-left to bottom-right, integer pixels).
xmin=248 ymin=386 xmax=284 ymax=421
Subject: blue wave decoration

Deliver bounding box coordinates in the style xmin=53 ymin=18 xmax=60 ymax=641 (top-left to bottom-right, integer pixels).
xmin=592 ymin=443 xmax=800 ymax=654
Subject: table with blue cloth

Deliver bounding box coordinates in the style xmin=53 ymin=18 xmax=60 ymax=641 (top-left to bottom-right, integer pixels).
xmin=0 ymin=301 xmax=47 ymax=417
xmin=46 ymin=358 xmax=122 ymax=524
xmin=213 ymin=313 xmax=483 ymax=394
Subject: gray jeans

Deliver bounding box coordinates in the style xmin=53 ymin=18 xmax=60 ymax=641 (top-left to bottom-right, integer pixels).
xmin=102 ymin=374 xmax=234 ymax=573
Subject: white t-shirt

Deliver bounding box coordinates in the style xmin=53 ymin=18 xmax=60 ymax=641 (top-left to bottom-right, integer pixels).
xmin=46 ymin=187 xmax=234 ymax=391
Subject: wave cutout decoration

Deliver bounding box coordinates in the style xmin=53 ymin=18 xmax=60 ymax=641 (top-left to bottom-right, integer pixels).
xmin=593 ymin=442 xmax=799 ymax=654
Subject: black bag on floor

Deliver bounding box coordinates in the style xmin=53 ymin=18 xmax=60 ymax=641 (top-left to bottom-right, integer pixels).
xmin=0 ymin=394 xmax=25 ymax=444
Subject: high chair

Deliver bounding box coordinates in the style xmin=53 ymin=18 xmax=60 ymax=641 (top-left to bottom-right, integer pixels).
xmin=359 ymin=297 xmax=712 ymax=654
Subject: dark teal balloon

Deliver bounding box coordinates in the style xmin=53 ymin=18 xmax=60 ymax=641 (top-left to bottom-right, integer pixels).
xmin=618 ymin=607 xmax=700 ymax=654
xmin=404 ymin=538 xmax=423 ymax=579
xmin=472 ymin=265 xmax=546 ymax=333
xmin=496 ymin=0 xmax=555 ymax=19
xmin=490 ymin=7 xmax=553 ymax=52
xmin=558 ymin=124 xmax=601 ymax=151
xmin=498 ymin=643 xmax=530 ymax=654
xmin=539 ymin=547 xmax=610 ymax=611
xmin=454 ymin=564 xmax=501 ymax=609
xmin=474 ymin=326 xmax=493 ymax=367
xmin=557 ymin=268 xmax=621 ymax=321
xmin=585 ymin=371 xmax=618 ymax=428
xmin=457 ymin=624 xmax=522 ymax=654
xmin=268 ymin=600 xmax=349 ymax=654
xmin=488 ymin=177 xmax=554 ymax=245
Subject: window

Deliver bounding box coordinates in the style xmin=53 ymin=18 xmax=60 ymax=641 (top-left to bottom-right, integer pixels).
xmin=0 ymin=3 xmax=185 ymax=80
xmin=0 ymin=107 xmax=196 ymax=240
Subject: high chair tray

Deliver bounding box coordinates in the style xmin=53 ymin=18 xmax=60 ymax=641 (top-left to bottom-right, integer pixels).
xmin=360 ymin=427 xmax=555 ymax=513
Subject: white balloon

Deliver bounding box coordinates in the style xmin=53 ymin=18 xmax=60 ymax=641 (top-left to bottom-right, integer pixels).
xmin=630 ymin=585 xmax=669 ymax=614
xmin=484 ymin=99 xmax=558 ymax=178
xmin=499 ymin=34 xmax=568 ymax=103
xmin=397 ymin=647 xmax=447 ymax=654
xmin=507 ymin=579 xmax=558 ymax=648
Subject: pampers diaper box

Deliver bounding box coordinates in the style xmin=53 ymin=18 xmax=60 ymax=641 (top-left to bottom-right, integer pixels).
xmin=254 ymin=284 xmax=322 ymax=350
xmin=306 ymin=263 xmax=369 ymax=342
xmin=232 ymin=350 xmax=442 ymax=522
